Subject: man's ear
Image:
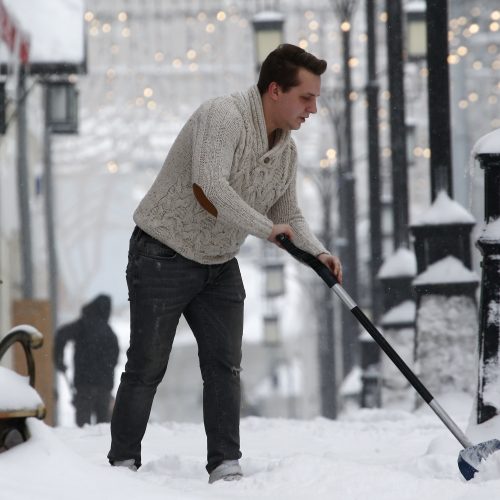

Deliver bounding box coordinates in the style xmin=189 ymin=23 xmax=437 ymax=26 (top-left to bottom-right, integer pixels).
xmin=268 ymin=82 xmax=280 ymax=101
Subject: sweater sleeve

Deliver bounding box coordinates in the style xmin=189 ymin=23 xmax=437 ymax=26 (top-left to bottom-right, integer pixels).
xmin=267 ymin=146 xmax=328 ymax=257
xmin=191 ymin=100 xmax=274 ymax=239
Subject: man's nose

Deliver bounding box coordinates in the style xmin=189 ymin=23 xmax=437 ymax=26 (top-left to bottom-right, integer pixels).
xmin=307 ymin=98 xmax=317 ymax=114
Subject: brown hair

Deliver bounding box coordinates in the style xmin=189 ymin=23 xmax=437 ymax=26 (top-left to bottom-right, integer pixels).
xmin=257 ymin=43 xmax=327 ymax=95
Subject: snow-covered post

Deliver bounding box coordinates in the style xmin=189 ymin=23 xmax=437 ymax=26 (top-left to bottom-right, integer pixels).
xmin=411 ymin=193 xmax=478 ymax=400
xmin=377 ymin=249 xmax=416 ymax=409
xmin=474 ymin=130 xmax=500 ymax=423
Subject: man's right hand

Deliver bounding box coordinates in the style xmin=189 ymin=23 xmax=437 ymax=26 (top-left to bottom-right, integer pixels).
xmin=267 ymin=224 xmax=294 ymax=247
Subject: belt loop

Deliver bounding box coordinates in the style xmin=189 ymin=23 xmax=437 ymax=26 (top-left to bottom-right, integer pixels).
xmin=132 ymin=226 xmax=142 ymax=242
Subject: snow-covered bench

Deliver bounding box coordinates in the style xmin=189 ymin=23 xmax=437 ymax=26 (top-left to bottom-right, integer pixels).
xmin=0 ymin=326 xmax=46 ymax=450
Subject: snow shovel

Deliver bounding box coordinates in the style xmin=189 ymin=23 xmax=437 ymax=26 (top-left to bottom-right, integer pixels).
xmin=276 ymin=234 xmax=500 ymax=480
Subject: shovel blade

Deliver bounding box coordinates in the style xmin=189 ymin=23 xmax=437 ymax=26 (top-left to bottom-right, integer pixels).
xmin=458 ymin=438 xmax=500 ymax=480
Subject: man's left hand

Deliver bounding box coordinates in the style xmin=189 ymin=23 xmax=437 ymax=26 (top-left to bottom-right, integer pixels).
xmin=317 ymin=253 xmax=342 ymax=284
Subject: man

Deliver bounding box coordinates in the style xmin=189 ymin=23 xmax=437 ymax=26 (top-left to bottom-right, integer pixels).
xmin=108 ymin=44 xmax=342 ymax=482
xmin=55 ymin=294 xmax=119 ymax=426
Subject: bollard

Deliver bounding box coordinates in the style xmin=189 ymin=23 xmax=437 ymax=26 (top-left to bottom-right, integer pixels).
xmin=475 ymin=151 xmax=500 ymax=424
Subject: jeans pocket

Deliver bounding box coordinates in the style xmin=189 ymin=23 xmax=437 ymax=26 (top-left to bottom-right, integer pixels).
xmin=135 ymin=237 xmax=177 ymax=261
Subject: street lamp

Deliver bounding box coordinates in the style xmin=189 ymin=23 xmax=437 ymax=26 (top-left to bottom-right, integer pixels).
xmin=406 ymin=1 xmax=427 ymax=62
xmin=46 ymin=81 xmax=79 ymax=134
xmin=0 ymin=80 xmax=5 ymax=134
xmin=252 ymin=11 xmax=285 ymax=71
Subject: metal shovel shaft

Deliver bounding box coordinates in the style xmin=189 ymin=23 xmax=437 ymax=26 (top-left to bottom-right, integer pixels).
xmin=277 ymin=234 xmax=473 ymax=449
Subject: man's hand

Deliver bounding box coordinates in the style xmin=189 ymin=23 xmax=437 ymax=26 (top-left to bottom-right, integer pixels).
xmin=318 ymin=253 xmax=343 ymax=284
xmin=268 ymin=224 xmax=294 ymax=246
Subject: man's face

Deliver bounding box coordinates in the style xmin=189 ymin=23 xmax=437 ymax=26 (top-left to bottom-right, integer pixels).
xmin=272 ymin=68 xmax=321 ymax=131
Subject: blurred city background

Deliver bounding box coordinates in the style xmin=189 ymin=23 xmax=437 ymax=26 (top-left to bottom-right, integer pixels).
xmin=1 ymin=0 xmax=499 ymax=427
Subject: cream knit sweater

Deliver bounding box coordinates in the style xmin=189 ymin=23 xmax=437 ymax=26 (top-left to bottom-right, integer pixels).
xmin=133 ymin=85 xmax=328 ymax=264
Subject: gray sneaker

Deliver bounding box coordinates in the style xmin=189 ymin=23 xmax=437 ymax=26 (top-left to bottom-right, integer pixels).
xmin=113 ymin=459 xmax=138 ymax=472
xmin=208 ymin=460 xmax=243 ymax=484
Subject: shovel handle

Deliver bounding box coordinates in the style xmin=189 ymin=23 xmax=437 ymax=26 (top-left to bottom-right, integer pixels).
xmin=276 ymin=234 xmax=474 ymax=448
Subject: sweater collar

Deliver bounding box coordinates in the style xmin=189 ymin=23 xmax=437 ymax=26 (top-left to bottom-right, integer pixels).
xmin=245 ymin=85 xmax=291 ymax=159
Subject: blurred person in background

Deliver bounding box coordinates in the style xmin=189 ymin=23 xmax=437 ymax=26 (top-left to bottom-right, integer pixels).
xmin=55 ymin=294 xmax=119 ymax=427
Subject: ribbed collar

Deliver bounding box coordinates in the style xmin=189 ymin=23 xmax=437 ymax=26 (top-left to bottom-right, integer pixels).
xmin=236 ymin=85 xmax=291 ymax=160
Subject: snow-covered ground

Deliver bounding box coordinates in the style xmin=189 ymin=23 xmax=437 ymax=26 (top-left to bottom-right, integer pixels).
xmin=3 ymin=393 xmax=500 ymax=499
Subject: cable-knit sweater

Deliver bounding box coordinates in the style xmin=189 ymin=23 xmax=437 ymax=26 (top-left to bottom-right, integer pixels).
xmin=133 ymin=85 xmax=328 ymax=264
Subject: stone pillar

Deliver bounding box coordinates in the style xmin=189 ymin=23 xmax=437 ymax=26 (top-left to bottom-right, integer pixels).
xmin=376 ymin=248 xmax=416 ymax=409
xmin=379 ymin=300 xmax=416 ymax=410
xmin=413 ymin=257 xmax=478 ymax=397
xmin=411 ymin=191 xmax=478 ymax=401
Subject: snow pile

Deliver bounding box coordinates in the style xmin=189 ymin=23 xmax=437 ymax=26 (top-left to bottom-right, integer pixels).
xmin=381 ymin=300 xmax=416 ymax=326
xmin=378 ymin=248 xmax=417 ymax=279
xmin=0 ymin=367 xmax=43 ymax=411
xmin=3 ymin=405 xmax=500 ymax=499
xmin=479 ymin=218 xmax=500 ymax=241
xmin=472 ymin=128 xmax=500 ymax=155
xmin=413 ymin=256 xmax=478 ymax=285
xmin=413 ymin=191 xmax=475 ymax=226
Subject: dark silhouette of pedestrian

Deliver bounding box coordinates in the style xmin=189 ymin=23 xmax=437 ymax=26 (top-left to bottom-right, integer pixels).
xmin=55 ymin=294 xmax=119 ymax=427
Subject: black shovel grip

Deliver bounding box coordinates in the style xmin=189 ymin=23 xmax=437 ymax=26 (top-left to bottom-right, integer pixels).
xmin=276 ymin=234 xmax=338 ymax=288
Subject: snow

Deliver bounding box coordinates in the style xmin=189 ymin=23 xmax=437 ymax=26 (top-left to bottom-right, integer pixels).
xmin=415 ymin=294 xmax=477 ymax=396
xmin=252 ymin=11 xmax=285 ymax=23
xmin=479 ymin=218 xmax=500 ymax=241
xmin=472 ymin=128 xmax=500 ymax=155
xmin=4 ymin=400 xmax=500 ymax=499
xmin=0 ymin=366 xmax=42 ymax=411
xmin=412 ymin=191 xmax=476 ymax=226
xmin=377 ymin=248 xmax=417 ymax=279
xmin=0 ymin=0 xmax=85 ymax=64
xmin=339 ymin=365 xmax=362 ymax=396
xmin=413 ymin=256 xmax=478 ymax=285
xmin=381 ymin=301 xmax=416 ymax=326
xmin=406 ymin=1 xmax=426 ymax=14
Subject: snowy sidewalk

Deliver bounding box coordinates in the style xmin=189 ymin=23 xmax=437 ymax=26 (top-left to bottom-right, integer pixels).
xmin=2 ymin=402 xmax=500 ymax=500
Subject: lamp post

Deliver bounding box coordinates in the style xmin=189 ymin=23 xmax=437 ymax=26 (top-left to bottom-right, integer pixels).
xmin=0 ymin=81 xmax=5 ymax=134
xmin=43 ymin=79 xmax=79 ymax=335
xmin=405 ymin=1 xmax=427 ymax=62
xmin=303 ymin=162 xmax=338 ymax=418
xmin=364 ymin=0 xmax=383 ymax=324
xmin=252 ymin=11 xmax=285 ymax=71
xmin=332 ymin=0 xmax=360 ymax=381
xmin=386 ymin=0 xmax=409 ymax=249
xmin=425 ymin=0 xmax=453 ymax=198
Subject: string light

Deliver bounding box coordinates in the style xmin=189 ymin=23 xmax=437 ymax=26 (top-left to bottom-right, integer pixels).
xmin=216 ymin=11 xmax=226 ymax=21
xmin=107 ymin=161 xmax=119 ymax=173
xmin=340 ymin=21 xmax=351 ymax=32
xmin=84 ymin=11 xmax=94 ymax=22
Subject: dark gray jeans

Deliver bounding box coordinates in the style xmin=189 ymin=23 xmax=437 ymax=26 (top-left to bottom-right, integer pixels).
xmin=108 ymin=227 xmax=245 ymax=473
